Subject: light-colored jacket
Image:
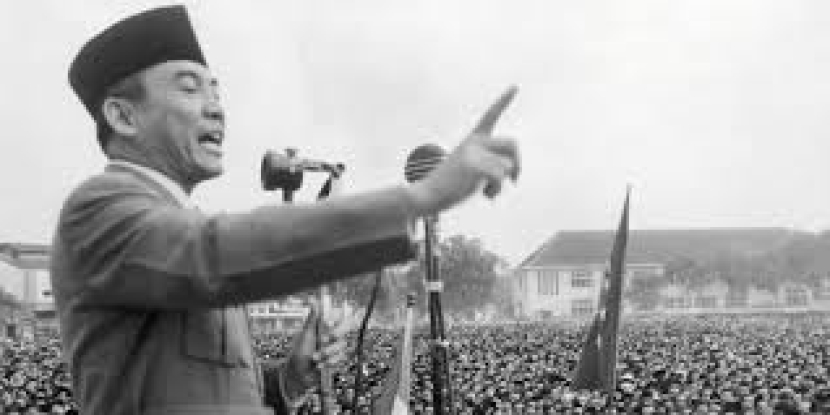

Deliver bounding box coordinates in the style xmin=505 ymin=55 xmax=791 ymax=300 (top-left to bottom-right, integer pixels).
xmin=50 ymin=163 xmax=417 ymax=415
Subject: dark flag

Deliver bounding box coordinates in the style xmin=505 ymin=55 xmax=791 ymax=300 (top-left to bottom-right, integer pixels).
xmin=372 ymin=294 xmax=416 ymax=415
xmin=572 ymin=188 xmax=630 ymax=393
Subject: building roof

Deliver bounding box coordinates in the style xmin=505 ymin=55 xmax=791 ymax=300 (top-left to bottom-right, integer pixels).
xmin=520 ymin=228 xmax=797 ymax=268
xmin=0 ymin=290 xmax=18 ymax=308
xmin=0 ymin=243 xmax=51 ymax=269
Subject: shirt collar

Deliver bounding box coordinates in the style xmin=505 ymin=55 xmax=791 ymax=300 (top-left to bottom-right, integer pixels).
xmin=108 ymin=160 xmax=194 ymax=209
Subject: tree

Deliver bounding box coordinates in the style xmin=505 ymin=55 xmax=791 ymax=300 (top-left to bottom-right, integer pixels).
xmin=624 ymin=277 xmax=661 ymax=311
xmin=338 ymin=234 xmax=509 ymax=321
xmin=490 ymin=274 xmax=519 ymax=319
xmin=334 ymin=268 xmax=414 ymax=324
xmin=436 ymin=235 xmax=507 ymax=319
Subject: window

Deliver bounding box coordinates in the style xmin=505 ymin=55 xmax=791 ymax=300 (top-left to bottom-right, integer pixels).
xmin=666 ymin=297 xmax=688 ymax=309
xmin=571 ymin=298 xmax=595 ymax=317
xmin=695 ymin=296 xmax=718 ymax=309
xmin=627 ymin=267 xmax=656 ymax=279
xmin=725 ymin=292 xmax=747 ymax=308
xmin=571 ymin=270 xmax=594 ymax=288
xmin=537 ymin=270 xmax=559 ymax=296
xmin=785 ymin=287 xmax=809 ymax=306
xmin=540 ymin=270 xmax=559 ymax=295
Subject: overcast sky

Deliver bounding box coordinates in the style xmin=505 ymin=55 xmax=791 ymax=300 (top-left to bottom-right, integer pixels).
xmin=2 ymin=0 xmax=830 ymax=280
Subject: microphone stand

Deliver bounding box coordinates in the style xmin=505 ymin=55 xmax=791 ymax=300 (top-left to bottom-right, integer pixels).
xmin=281 ymin=171 xmax=341 ymax=415
xmin=424 ymin=214 xmax=455 ymax=415
xmin=405 ymin=144 xmax=455 ymax=415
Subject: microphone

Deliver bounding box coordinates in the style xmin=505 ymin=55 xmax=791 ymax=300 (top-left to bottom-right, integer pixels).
xmin=261 ymin=149 xmax=345 ymax=194
xmin=404 ymin=144 xmax=446 ymax=183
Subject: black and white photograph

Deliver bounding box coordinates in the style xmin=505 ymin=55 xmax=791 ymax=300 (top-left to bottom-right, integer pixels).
xmin=2 ymin=1 xmax=830 ymax=414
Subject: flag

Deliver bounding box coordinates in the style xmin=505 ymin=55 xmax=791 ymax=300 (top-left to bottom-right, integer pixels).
xmin=372 ymin=294 xmax=416 ymax=415
xmin=573 ymin=188 xmax=630 ymax=393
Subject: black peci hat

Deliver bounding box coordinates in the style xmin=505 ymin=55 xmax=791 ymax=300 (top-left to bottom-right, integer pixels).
xmin=69 ymin=5 xmax=207 ymax=117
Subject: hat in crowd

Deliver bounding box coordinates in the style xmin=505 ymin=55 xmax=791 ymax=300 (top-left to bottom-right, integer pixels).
xmin=69 ymin=5 xmax=207 ymax=117
xmin=816 ymin=388 xmax=830 ymax=401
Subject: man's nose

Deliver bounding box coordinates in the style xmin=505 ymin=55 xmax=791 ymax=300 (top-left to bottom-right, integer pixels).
xmin=204 ymin=100 xmax=225 ymax=123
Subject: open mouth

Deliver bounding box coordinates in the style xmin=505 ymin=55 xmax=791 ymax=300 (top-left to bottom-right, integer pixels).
xmin=198 ymin=131 xmax=224 ymax=154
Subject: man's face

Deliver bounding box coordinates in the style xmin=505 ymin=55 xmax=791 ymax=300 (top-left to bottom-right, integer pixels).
xmin=132 ymin=60 xmax=225 ymax=185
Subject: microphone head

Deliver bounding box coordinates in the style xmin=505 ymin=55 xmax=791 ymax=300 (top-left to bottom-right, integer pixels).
xmin=261 ymin=150 xmax=303 ymax=192
xmin=404 ymin=144 xmax=446 ymax=183
xmin=406 ymin=292 xmax=417 ymax=307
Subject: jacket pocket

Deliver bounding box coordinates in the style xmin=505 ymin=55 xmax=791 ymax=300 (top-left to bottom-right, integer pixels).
xmin=180 ymin=308 xmax=242 ymax=366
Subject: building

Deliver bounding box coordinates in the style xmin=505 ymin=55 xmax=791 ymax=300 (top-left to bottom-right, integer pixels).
xmin=658 ymin=279 xmax=830 ymax=313
xmin=249 ymin=296 xmax=311 ymax=334
xmin=0 ymin=290 xmax=20 ymax=339
xmin=0 ymin=243 xmax=54 ymax=339
xmin=0 ymin=242 xmax=360 ymax=338
xmin=249 ymin=294 xmax=361 ymax=334
xmin=513 ymin=228 xmax=798 ymax=319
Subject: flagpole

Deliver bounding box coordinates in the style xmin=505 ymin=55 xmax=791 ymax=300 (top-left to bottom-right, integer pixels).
xmin=371 ymin=293 xmax=417 ymax=414
xmin=352 ymin=271 xmax=384 ymax=412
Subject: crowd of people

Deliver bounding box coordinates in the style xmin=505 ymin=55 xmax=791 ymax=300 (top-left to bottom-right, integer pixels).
xmin=1 ymin=337 xmax=76 ymax=414
xmin=439 ymin=314 xmax=830 ymax=414
xmin=2 ymin=313 xmax=830 ymax=414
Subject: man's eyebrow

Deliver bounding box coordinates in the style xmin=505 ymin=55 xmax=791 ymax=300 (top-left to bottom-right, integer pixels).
xmin=173 ymin=69 xmax=200 ymax=81
xmin=173 ymin=70 xmax=219 ymax=89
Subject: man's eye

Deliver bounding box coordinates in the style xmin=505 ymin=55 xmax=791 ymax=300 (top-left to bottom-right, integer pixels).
xmin=180 ymin=77 xmax=201 ymax=93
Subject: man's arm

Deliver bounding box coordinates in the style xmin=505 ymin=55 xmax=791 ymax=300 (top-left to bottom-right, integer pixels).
xmin=58 ymin=177 xmax=417 ymax=309
xmin=57 ymin=86 xmax=520 ymax=311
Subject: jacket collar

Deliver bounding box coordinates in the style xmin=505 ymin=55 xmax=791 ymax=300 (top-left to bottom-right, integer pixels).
xmin=106 ymin=160 xmax=194 ymax=209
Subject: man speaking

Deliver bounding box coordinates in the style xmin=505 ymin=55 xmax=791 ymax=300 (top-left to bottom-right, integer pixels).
xmin=52 ymin=5 xmax=520 ymax=415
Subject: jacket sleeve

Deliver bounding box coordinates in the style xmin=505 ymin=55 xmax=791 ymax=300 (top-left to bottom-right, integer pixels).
xmin=57 ymin=174 xmax=418 ymax=309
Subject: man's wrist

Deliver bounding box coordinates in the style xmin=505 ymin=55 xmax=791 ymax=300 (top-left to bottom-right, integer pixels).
xmin=402 ymin=182 xmax=433 ymax=218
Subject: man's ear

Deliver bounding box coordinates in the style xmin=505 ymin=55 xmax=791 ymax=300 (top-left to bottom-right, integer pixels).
xmin=102 ymin=97 xmax=139 ymax=137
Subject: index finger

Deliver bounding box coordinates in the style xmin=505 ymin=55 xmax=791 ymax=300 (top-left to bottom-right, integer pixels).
xmin=472 ymin=85 xmax=518 ymax=135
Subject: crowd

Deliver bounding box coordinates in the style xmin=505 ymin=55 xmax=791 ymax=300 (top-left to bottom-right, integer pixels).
xmin=1 ymin=337 xmax=76 ymax=414
xmin=439 ymin=314 xmax=830 ymax=414
xmin=2 ymin=313 xmax=830 ymax=414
